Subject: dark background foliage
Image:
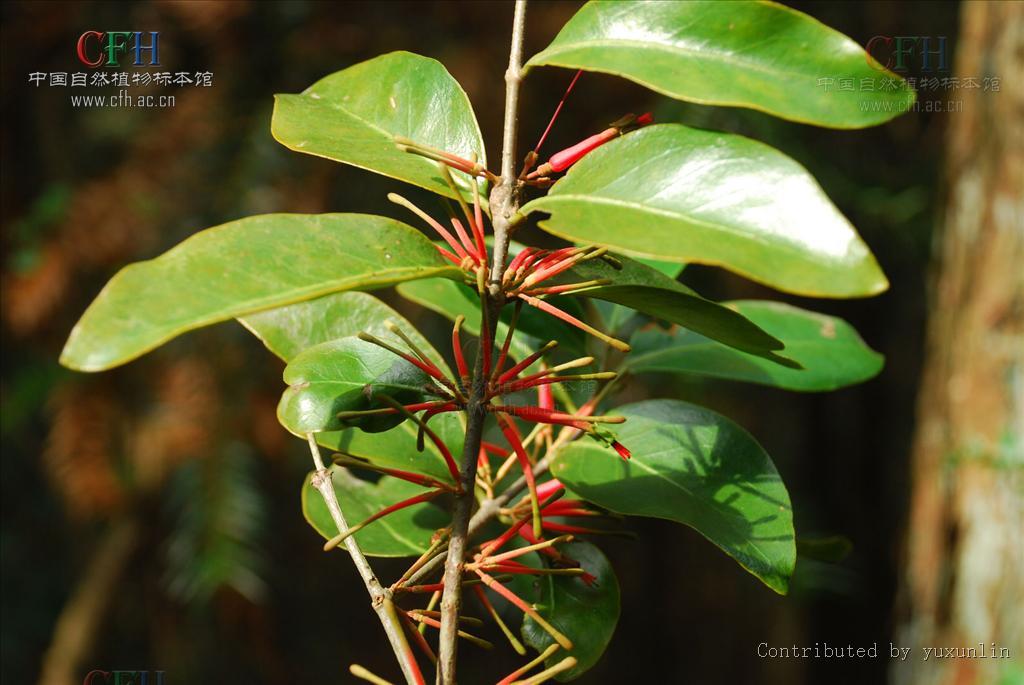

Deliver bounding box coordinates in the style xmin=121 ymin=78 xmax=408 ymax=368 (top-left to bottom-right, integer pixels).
xmin=2 ymin=1 xmax=961 ymax=683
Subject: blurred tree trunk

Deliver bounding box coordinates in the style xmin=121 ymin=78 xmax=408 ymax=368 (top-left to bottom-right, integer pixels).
xmin=894 ymin=3 xmax=1023 ymax=685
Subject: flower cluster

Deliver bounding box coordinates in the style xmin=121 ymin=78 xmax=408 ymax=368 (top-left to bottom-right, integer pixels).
xmin=393 ymin=477 xmax=623 ymax=683
xmin=332 ymin=82 xmax=648 ymax=683
xmin=324 ymin=299 xmax=630 ymax=682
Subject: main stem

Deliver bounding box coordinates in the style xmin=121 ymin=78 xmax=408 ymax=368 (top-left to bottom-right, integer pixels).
xmin=306 ymin=436 xmax=421 ymax=685
xmin=436 ymin=2 xmax=528 ymax=682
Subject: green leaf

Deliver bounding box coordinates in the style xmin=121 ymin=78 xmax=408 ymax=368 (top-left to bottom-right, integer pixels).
xmin=317 ymin=411 xmax=462 ymax=484
xmin=526 ymin=0 xmax=914 ymax=128
xmin=523 ymin=125 xmax=887 ymax=298
xmin=272 ymin=51 xmax=486 ymax=199
xmin=627 ymin=300 xmax=883 ymax=391
xmin=61 ymin=213 xmax=461 ymax=371
xmin=555 ymin=253 xmax=789 ymax=362
xmin=278 ymin=336 xmax=428 ymax=435
xmin=302 ymin=467 xmax=447 ymax=557
xmin=551 ymin=400 xmax=795 ymax=593
xmin=521 ymin=541 xmax=620 ymax=681
xmin=240 ymin=290 xmax=450 ymax=375
xmin=396 ymin=278 xmax=586 ymax=359
xmin=635 ymin=257 xmax=683 ymax=280
xmin=567 ymin=247 xmax=682 ymax=339
xmin=244 ymin=292 xmax=460 ymax=483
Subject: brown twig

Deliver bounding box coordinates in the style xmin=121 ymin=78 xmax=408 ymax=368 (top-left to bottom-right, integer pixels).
xmin=399 ymin=434 xmax=574 ymax=590
xmin=436 ymin=2 xmax=529 ymax=682
xmin=306 ymin=435 xmax=421 ymax=684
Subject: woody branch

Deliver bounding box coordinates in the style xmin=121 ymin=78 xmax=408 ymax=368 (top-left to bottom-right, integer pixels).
xmin=436 ymin=1 xmax=528 ymax=682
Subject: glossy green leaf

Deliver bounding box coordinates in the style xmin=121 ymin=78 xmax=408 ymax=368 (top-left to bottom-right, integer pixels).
xmin=524 ymin=125 xmax=887 ymax=298
xmin=317 ymin=412 xmax=462 ymax=484
xmin=278 ymin=336 xmax=429 ymax=435
xmin=526 ymin=0 xmax=914 ymax=128
xmin=521 ymin=541 xmax=620 ymax=681
xmin=568 ymin=248 xmax=681 ymax=340
xmin=396 ymin=278 xmax=584 ymax=359
xmin=240 ymin=290 xmax=450 ymax=374
xmin=552 ymin=400 xmax=795 ymax=593
xmin=627 ymin=300 xmax=883 ymax=391
xmin=635 ymin=257 xmax=683 ymax=279
xmin=61 ymin=213 xmax=461 ymax=372
xmin=395 ymin=277 xmax=593 ymax=411
xmin=244 ymin=291 xmax=460 ymax=483
xmin=302 ymin=466 xmax=447 ymax=557
xmin=555 ymin=253 xmax=790 ymax=362
xmin=272 ymin=51 xmax=486 ymax=199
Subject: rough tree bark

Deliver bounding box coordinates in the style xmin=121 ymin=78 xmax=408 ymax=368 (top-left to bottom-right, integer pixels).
xmin=893 ymin=3 xmax=1023 ymax=685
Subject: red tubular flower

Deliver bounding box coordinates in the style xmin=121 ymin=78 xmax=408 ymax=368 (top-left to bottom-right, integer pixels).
xmin=538 ymin=382 xmax=554 ymax=411
xmin=392 ymin=135 xmax=491 ymax=179
xmin=521 ymin=250 xmax=599 ymax=289
xmin=473 ymin=568 xmax=573 ymax=650
xmin=497 ymin=645 xmax=562 ymax=685
xmin=515 ymin=527 xmax=561 ymax=561
xmin=612 ymin=440 xmax=632 ymax=460
xmin=546 ymin=129 xmax=620 ymax=173
xmin=419 ymin=422 xmax=461 ymax=484
xmin=480 ymin=441 xmax=510 ymax=458
xmin=398 ymin=611 xmax=437 ymax=668
xmin=506 ymin=246 xmax=536 ymax=275
xmin=470 ymin=179 xmax=487 ymax=262
xmin=472 ymin=584 xmax=526 ymax=655
xmin=516 ymin=293 xmax=631 ymax=352
xmin=515 ymin=528 xmax=596 ymax=587
xmin=356 ymin=331 xmax=450 ymax=387
xmin=451 ymin=316 xmax=469 ymax=383
xmin=531 ymin=246 xmax=577 ymax=270
xmin=534 ymin=478 xmax=565 ymax=502
xmin=479 ymin=488 xmax=565 ymax=560
xmin=493 ymin=404 xmax=623 ymax=428
xmin=450 ymin=217 xmax=480 ymax=264
xmin=474 ymin=534 xmax=573 ymax=570
xmin=324 ymin=489 xmax=444 ymax=551
xmin=434 ymin=244 xmax=461 ymax=266
xmin=527 ymin=112 xmax=654 ymax=179
xmin=516 ymin=248 xmax=545 ymax=274
xmin=389 ymin=193 xmax=472 ymax=263
xmin=539 ymin=521 xmax=620 ymax=543
xmin=532 ymin=69 xmax=583 ymax=156
xmin=496 ymin=341 xmax=558 ymax=384
xmin=333 ymin=454 xmax=454 ymax=491
xmin=491 ymin=300 xmax=522 ymax=382
xmin=541 ymin=499 xmax=595 ymax=516
xmin=397 ymin=582 xmax=446 ymax=595
xmin=524 ymin=279 xmax=607 ymax=297
xmin=495 ymin=412 xmax=542 ymax=538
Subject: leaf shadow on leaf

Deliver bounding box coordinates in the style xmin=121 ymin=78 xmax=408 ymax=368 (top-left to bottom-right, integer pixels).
xmin=560 ymin=411 xmax=794 ymax=591
xmin=673 ymin=423 xmax=792 ymax=530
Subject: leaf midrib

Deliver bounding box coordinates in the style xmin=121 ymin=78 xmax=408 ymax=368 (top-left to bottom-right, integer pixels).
xmin=569 ymin=439 xmax=778 ymax=572
xmin=627 ymin=337 xmax=863 ymax=369
xmin=530 ymin=37 xmax=821 ymax=85
xmin=532 ymin=194 xmax=813 ymax=262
